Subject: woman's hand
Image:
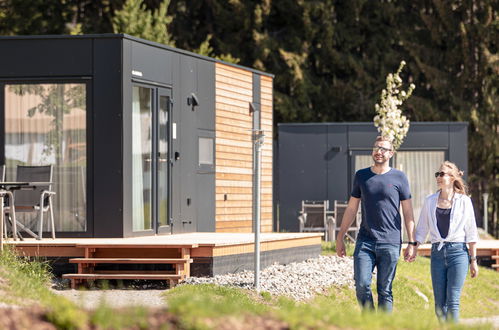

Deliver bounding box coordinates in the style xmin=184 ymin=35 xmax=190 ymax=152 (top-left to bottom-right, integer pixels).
xmin=470 ymin=260 xmax=479 ymax=278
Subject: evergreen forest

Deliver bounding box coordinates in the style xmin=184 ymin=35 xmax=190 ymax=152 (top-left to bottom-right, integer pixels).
xmin=0 ymin=0 xmax=497 ymax=235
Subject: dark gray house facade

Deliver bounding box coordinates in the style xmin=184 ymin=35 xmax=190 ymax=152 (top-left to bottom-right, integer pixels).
xmin=0 ymin=34 xmax=274 ymax=238
xmin=276 ymin=122 xmax=468 ymax=232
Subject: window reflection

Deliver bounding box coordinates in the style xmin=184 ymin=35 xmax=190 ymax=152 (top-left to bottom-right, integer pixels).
xmin=4 ymin=83 xmax=87 ymax=232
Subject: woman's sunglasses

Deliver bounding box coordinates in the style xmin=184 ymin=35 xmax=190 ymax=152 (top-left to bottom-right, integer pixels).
xmin=434 ymin=171 xmax=449 ymax=178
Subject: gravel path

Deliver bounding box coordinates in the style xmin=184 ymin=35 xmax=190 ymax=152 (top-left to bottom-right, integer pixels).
xmin=184 ymin=255 xmax=355 ymax=300
xmin=52 ymin=255 xmax=354 ymax=308
xmin=51 ymin=289 xmax=168 ymax=310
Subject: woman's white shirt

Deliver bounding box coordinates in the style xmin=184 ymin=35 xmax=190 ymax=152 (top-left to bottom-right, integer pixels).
xmin=415 ymin=192 xmax=478 ymax=250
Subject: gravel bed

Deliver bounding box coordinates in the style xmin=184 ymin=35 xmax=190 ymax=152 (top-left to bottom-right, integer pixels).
xmin=184 ymin=255 xmax=355 ymax=301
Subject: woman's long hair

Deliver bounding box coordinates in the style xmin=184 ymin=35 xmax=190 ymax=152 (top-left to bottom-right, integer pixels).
xmin=440 ymin=161 xmax=468 ymax=195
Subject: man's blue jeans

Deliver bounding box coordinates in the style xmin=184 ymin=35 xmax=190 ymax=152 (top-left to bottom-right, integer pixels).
xmin=431 ymin=242 xmax=469 ymax=323
xmin=353 ymin=237 xmax=401 ymax=312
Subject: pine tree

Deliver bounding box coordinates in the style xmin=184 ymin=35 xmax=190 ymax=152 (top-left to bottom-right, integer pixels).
xmin=112 ymin=0 xmax=174 ymax=46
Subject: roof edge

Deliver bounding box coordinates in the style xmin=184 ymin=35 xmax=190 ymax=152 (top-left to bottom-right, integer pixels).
xmin=0 ymin=34 xmax=274 ymax=78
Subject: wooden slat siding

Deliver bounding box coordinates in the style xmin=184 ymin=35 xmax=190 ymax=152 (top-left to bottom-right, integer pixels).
xmin=216 ymin=63 xmax=254 ymax=232
xmin=260 ymin=75 xmax=273 ymax=233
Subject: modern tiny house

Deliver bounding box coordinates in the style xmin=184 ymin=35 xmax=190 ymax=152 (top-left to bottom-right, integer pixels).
xmin=276 ymin=122 xmax=468 ymax=232
xmin=0 ymin=34 xmax=273 ymax=238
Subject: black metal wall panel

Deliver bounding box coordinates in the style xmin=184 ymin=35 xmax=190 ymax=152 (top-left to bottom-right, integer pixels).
xmin=449 ymin=124 xmax=468 ymax=179
xmin=196 ymin=60 xmax=215 ymax=131
xmin=0 ymin=38 xmax=93 ymax=77
xmin=177 ymin=55 xmax=198 ymax=233
xmin=122 ymin=38 xmax=134 ymax=237
xmin=403 ymin=124 xmax=449 ymax=148
xmin=326 ymin=125 xmax=349 ymax=202
xmin=93 ymin=38 xmax=124 ymax=237
xmin=278 ymin=125 xmax=328 ymax=232
xmin=131 ymin=42 xmax=173 ymax=85
xmin=171 ymin=53 xmax=182 ymax=230
xmin=195 ymin=59 xmax=216 ymax=232
xmin=252 ymin=73 xmax=261 ymax=130
xmin=347 ymin=124 xmax=379 ymax=149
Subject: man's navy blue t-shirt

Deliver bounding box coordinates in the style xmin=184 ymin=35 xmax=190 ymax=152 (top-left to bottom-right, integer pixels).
xmin=351 ymin=167 xmax=411 ymax=244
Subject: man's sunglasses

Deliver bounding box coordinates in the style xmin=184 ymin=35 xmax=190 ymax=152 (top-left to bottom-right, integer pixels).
xmin=434 ymin=172 xmax=449 ymax=178
xmin=373 ymin=146 xmax=392 ymax=153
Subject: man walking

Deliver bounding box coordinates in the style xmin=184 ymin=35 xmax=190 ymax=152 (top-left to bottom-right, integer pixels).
xmin=336 ymin=136 xmax=416 ymax=312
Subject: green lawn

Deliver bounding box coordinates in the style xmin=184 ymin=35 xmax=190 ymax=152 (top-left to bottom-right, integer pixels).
xmin=166 ymin=253 xmax=499 ymax=329
xmin=0 ymin=243 xmax=498 ymax=329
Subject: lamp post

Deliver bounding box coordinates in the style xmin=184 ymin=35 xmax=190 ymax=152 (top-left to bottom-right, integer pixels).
xmin=253 ymin=129 xmax=264 ymax=291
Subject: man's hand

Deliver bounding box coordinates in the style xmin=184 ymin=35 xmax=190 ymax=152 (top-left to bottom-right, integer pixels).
xmin=470 ymin=260 xmax=479 ymax=278
xmin=404 ymin=244 xmax=416 ymax=262
xmin=336 ymin=238 xmax=346 ymax=257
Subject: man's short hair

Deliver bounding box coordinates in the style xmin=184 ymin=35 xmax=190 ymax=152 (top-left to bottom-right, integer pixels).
xmin=374 ymin=136 xmax=393 ymax=148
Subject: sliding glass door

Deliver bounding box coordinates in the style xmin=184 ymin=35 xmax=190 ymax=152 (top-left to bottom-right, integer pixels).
xmin=132 ymin=85 xmax=171 ymax=233
xmin=3 ymin=82 xmax=88 ymax=233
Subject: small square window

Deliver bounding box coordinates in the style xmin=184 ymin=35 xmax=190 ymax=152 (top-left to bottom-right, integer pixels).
xmin=199 ymin=137 xmax=214 ymax=166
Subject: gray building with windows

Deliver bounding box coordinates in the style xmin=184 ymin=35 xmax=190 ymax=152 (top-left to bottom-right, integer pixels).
xmin=0 ymin=34 xmax=274 ymax=238
xmin=276 ymin=122 xmax=468 ymax=232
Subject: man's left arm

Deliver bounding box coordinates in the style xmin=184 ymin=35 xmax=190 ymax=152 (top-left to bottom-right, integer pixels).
xmin=401 ymin=199 xmax=416 ymax=262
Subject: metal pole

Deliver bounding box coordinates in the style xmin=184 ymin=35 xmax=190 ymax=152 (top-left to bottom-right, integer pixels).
xmin=483 ymin=193 xmax=489 ymax=234
xmin=253 ymin=130 xmax=263 ymax=291
xmin=0 ymin=193 xmax=4 ymax=252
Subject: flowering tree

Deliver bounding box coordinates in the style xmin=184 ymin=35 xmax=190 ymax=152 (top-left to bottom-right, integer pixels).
xmin=373 ymin=61 xmax=415 ymax=150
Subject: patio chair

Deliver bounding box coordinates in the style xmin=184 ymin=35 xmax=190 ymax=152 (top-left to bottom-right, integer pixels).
xmin=4 ymin=165 xmax=56 ymax=240
xmin=333 ymin=200 xmax=361 ymax=243
xmin=298 ymin=200 xmax=335 ymax=241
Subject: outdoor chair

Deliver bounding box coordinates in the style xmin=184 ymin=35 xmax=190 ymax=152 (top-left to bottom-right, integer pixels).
xmin=298 ymin=200 xmax=335 ymax=242
xmin=4 ymin=165 xmax=56 ymax=240
xmin=333 ymin=200 xmax=361 ymax=243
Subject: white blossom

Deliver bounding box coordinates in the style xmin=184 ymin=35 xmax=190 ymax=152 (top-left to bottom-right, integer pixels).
xmin=373 ymin=61 xmax=415 ymax=150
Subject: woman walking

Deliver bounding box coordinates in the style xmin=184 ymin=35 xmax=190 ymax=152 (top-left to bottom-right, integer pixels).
xmin=413 ymin=161 xmax=478 ymax=323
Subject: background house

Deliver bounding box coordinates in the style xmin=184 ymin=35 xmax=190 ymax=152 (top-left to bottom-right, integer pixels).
xmin=276 ymin=122 xmax=469 ymax=234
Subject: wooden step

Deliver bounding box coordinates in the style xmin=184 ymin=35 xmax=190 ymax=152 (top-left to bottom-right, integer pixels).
xmin=62 ymin=273 xmax=184 ymax=280
xmin=63 ymin=273 xmax=185 ymax=288
xmin=492 ymin=264 xmax=499 ymax=268
xmin=491 ymin=255 xmax=499 ymax=259
xmin=69 ymin=258 xmax=193 ymax=264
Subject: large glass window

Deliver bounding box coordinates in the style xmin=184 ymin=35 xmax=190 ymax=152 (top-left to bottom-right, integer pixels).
xmin=4 ymin=83 xmax=87 ymax=232
xmin=394 ymin=151 xmax=445 ymax=223
xmin=132 ymin=86 xmax=152 ymax=231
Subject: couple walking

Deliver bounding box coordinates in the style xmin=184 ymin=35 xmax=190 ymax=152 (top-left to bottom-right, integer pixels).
xmin=336 ymin=136 xmax=479 ymax=323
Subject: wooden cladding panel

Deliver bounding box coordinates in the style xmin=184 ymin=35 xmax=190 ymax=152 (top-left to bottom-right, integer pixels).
xmin=216 ymin=63 xmax=253 ymax=232
xmin=215 ymin=63 xmax=273 ymax=233
xmin=261 ymin=75 xmax=273 ymax=233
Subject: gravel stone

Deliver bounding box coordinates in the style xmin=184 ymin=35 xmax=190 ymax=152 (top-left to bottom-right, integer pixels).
xmin=183 ymin=255 xmax=354 ymax=301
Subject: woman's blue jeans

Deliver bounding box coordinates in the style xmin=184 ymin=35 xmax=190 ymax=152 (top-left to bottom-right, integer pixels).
xmin=353 ymin=238 xmax=401 ymax=313
xmin=431 ymin=242 xmax=469 ymax=323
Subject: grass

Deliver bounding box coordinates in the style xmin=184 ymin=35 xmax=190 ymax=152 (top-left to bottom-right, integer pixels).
xmin=321 ymin=240 xmax=355 ymax=256
xmin=0 ymin=246 xmax=88 ymax=329
xmin=0 ymin=246 xmax=152 ymax=329
xmin=166 ymin=249 xmax=499 ymax=329
xmin=1 ymin=242 xmax=498 ymax=329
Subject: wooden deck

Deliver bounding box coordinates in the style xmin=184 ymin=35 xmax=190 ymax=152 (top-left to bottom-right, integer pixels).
xmin=405 ymin=240 xmax=499 ymax=271
xmin=4 ymin=233 xmax=323 ymax=286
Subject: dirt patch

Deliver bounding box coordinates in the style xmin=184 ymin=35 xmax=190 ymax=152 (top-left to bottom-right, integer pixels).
xmin=0 ymin=307 xmax=56 ymax=330
xmin=201 ymin=315 xmax=289 ymax=330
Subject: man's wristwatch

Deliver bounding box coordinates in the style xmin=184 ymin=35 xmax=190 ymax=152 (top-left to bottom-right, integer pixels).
xmin=470 ymin=256 xmax=477 ymax=261
xmin=407 ymin=241 xmax=418 ymax=246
